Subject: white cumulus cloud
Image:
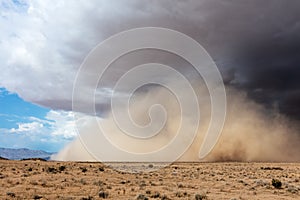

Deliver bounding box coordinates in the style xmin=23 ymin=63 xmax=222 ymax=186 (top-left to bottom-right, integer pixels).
xmin=3 ymin=110 xmax=77 ymax=140
xmin=9 ymin=121 xmax=43 ymax=133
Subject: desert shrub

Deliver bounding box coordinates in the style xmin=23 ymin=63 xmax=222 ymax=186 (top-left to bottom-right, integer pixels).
xmin=80 ymin=179 xmax=87 ymax=185
xmin=30 ymin=181 xmax=38 ymax=185
xmin=287 ymin=185 xmax=298 ymax=193
xmin=81 ymin=196 xmax=93 ymax=200
xmin=175 ymin=192 xmax=183 ymax=197
xmin=99 ymin=190 xmax=109 ymax=198
xmin=47 ymin=167 xmax=57 ymax=173
xmin=41 ymin=181 xmax=47 ymax=187
xmin=33 ymin=195 xmax=42 ymax=199
xmin=136 ymin=194 xmax=148 ymax=200
xmin=59 ymin=166 xmax=66 ymax=172
xmin=148 ymin=164 xmax=154 ymax=168
xmin=99 ymin=166 xmax=105 ymax=171
xmin=6 ymin=192 xmax=16 ymax=197
xmin=160 ymin=195 xmax=170 ymax=200
xmin=150 ymin=192 xmax=160 ymax=198
xmin=175 ymin=191 xmax=188 ymax=197
xmin=195 ymin=194 xmax=207 ymax=200
xmin=139 ymin=180 xmax=146 ymax=187
xmin=150 ymin=181 xmax=156 ymax=186
xmin=272 ymin=179 xmax=282 ymax=189
xmin=261 ymin=167 xmax=283 ymax=170
xmin=81 ymin=167 xmax=87 ymax=173
xmin=177 ymin=183 xmax=184 ymax=188
xmin=93 ymin=180 xmax=105 ymax=186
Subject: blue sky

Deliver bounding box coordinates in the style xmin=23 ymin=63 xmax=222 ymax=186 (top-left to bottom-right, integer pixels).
xmin=0 ymin=88 xmax=76 ymax=152
xmin=0 ymin=88 xmax=49 ymax=129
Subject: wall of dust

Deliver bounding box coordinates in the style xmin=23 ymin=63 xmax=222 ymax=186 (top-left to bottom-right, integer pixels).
xmin=52 ymin=86 xmax=300 ymax=162
xmin=183 ymin=88 xmax=300 ymax=162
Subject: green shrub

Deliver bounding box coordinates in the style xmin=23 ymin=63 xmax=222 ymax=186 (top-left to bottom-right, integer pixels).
xmin=272 ymin=179 xmax=282 ymax=189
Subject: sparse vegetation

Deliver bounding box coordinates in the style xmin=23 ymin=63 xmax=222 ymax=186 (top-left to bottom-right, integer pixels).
xmin=80 ymin=178 xmax=87 ymax=185
xmin=261 ymin=167 xmax=283 ymax=171
xmin=81 ymin=167 xmax=87 ymax=173
xmin=160 ymin=194 xmax=170 ymax=200
xmin=21 ymin=158 xmax=47 ymax=162
xmin=136 ymin=194 xmax=148 ymax=200
xmin=81 ymin=196 xmax=93 ymax=200
xmin=139 ymin=180 xmax=147 ymax=187
xmin=177 ymin=183 xmax=184 ymax=188
xmin=272 ymin=179 xmax=282 ymax=189
xmin=0 ymin=161 xmax=299 ymax=199
xmin=145 ymin=190 xmax=151 ymax=194
xmin=175 ymin=191 xmax=187 ymax=197
xmin=287 ymin=185 xmax=298 ymax=193
xmin=93 ymin=180 xmax=105 ymax=186
xmin=195 ymin=193 xmax=207 ymax=200
xmin=98 ymin=190 xmax=109 ymax=198
xmin=47 ymin=167 xmax=57 ymax=173
xmin=33 ymin=195 xmax=43 ymax=199
xmin=150 ymin=191 xmax=160 ymax=198
xmin=148 ymin=164 xmax=154 ymax=168
xmin=99 ymin=166 xmax=105 ymax=172
xmin=6 ymin=192 xmax=15 ymax=197
xmin=59 ymin=165 xmax=66 ymax=172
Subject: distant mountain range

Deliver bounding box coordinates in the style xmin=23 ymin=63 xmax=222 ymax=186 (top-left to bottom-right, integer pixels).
xmin=0 ymin=147 xmax=55 ymax=160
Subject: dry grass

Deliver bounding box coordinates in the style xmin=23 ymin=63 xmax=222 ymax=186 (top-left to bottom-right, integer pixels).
xmin=0 ymin=160 xmax=299 ymax=199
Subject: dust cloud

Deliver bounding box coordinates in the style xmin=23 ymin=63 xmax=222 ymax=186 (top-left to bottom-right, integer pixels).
xmin=184 ymin=88 xmax=300 ymax=162
xmin=52 ymin=86 xmax=300 ymax=162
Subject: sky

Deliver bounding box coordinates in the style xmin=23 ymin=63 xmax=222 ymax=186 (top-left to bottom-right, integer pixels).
xmin=0 ymin=0 xmax=299 ymax=153
xmin=0 ymin=87 xmax=76 ymax=152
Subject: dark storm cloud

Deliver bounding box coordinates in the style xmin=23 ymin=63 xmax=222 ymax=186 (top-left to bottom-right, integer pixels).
xmin=149 ymin=0 xmax=300 ymax=119
xmin=102 ymin=0 xmax=300 ymax=120
xmin=1 ymin=0 xmax=300 ymax=119
xmin=220 ymin=1 xmax=300 ymax=119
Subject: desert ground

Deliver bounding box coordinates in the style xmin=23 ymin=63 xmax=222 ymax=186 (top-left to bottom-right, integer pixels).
xmin=0 ymin=160 xmax=299 ymax=200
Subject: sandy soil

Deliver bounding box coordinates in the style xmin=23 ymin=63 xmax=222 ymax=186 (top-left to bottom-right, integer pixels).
xmin=0 ymin=160 xmax=299 ymax=199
